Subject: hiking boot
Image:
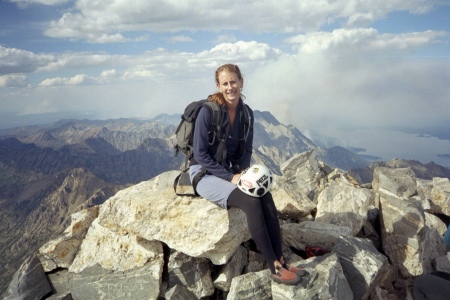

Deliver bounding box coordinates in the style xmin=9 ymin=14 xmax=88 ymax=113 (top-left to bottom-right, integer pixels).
xmin=271 ymin=265 xmax=301 ymax=285
xmin=284 ymin=264 xmax=307 ymax=277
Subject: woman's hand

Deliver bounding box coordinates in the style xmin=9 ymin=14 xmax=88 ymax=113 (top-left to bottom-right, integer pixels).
xmin=231 ymin=174 xmax=241 ymax=185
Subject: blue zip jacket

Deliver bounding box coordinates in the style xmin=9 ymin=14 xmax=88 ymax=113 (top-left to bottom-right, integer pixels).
xmin=192 ymin=99 xmax=253 ymax=181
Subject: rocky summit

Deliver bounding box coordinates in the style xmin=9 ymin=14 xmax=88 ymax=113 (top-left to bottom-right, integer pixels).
xmin=4 ymin=150 xmax=450 ymax=300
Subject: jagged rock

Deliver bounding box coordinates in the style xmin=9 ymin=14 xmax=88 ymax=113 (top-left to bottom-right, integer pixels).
xmin=281 ymin=221 xmax=353 ymax=252
xmin=379 ymin=193 xmax=446 ymax=277
xmin=69 ymin=218 xmax=163 ymax=273
xmin=97 ymin=179 xmax=250 ymax=265
xmin=214 ymin=245 xmax=248 ymax=291
xmin=273 ymin=151 xmax=326 ymax=219
xmin=332 ymin=236 xmax=390 ymax=300
xmin=429 ymin=177 xmax=450 ymax=215
xmin=371 ymin=263 xmax=399 ymax=296
xmin=271 ymin=253 xmax=353 ymax=300
xmin=425 ymin=211 xmax=447 ymax=236
xmin=47 ymin=262 xmax=162 ymax=300
xmin=435 ymin=253 xmax=450 ymax=273
xmin=316 ymin=181 xmax=373 ymax=235
xmin=372 ymin=167 xmax=418 ymax=199
xmin=281 ymin=244 xmax=304 ymax=267
xmin=168 ymin=250 xmax=215 ymax=298
xmin=245 ymin=250 xmax=267 ymax=273
xmin=227 ymin=269 xmax=272 ymax=300
xmin=7 ymin=144 xmax=450 ymax=299
xmin=357 ymin=218 xmax=381 ymax=249
xmin=370 ymin=286 xmax=401 ymax=300
xmin=373 ymin=167 xmax=447 ymax=277
xmin=39 ymin=206 xmax=99 ymax=272
xmin=165 ymin=284 xmax=198 ymax=300
xmin=4 ymin=255 xmax=52 ymax=300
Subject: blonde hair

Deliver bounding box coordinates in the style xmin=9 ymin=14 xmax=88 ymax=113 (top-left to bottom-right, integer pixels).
xmin=208 ymin=64 xmax=244 ymax=105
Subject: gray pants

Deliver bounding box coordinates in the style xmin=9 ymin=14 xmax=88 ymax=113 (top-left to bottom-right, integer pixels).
xmin=189 ymin=164 xmax=236 ymax=208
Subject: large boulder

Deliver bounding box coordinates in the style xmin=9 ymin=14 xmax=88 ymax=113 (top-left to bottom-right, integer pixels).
xmin=373 ymin=167 xmax=447 ymax=277
xmin=332 ymin=236 xmax=390 ymax=300
xmin=281 ymin=221 xmax=353 ymax=252
xmin=429 ymin=177 xmax=450 ymax=215
xmin=227 ymin=270 xmax=272 ymax=300
xmin=379 ymin=193 xmax=446 ymax=277
xmin=372 ymin=167 xmax=418 ymax=199
xmin=213 ymin=245 xmax=248 ymax=291
xmin=4 ymin=255 xmax=52 ymax=300
xmin=167 ymin=250 xmax=215 ymax=298
xmin=273 ymin=151 xmax=326 ymax=219
xmin=316 ymin=180 xmax=373 ymax=235
xmin=69 ymin=219 xmax=164 ymax=273
xmin=39 ymin=206 xmax=99 ymax=272
xmin=97 ymin=181 xmax=250 ymax=265
xmin=47 ymin=263 xmax=163 ymax=300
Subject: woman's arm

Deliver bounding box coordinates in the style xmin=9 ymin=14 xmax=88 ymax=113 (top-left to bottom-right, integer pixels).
xmin=193 ymin=106 xmax=234 ymax=181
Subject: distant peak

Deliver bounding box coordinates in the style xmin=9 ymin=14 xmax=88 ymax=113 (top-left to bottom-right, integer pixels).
xmin=253 ymin=110 xmax=280 ymax=125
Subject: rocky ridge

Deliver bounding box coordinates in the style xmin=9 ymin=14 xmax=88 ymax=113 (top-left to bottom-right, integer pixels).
xmin=5 ymin=150 xmax=450 ymax=300
xmin=349 ymin=158 xmax=450 ymax=185
xmin=0 ymin=111 xmax=371 ymax=296
xmin=0 ymin=168 xmax=125 ymax=295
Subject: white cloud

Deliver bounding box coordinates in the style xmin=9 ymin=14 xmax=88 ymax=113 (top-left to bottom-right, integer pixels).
xmin=43 ymin=0 xmax=436 ymax=43
xmin=37 ymin=52 xmax=129 ymax=73
xmin=1 ymin=41 xmax=282 ymax=83
xmin=167 ymin=35 xmax=194 ymax=43
xmin=285 ymin=28 xmax=447 ymax=53
xmin=0 ymin=46 xmax=55 ymax=75
xmin=206 ymin=41 xmax=282 ymax=61
xmin=0 ymin=74 xmax=29 ymax=87
xmin=39 ymin=74 xmax=95 ymax=86
xmin=246 ymin=43 xmax=450 ymax=137
xmin=100 ymin=69 xmax=118 ymax=78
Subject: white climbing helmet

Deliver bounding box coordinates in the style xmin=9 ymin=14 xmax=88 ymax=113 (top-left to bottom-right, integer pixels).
xmin=237 ymin=164 xmax=273 ymax=197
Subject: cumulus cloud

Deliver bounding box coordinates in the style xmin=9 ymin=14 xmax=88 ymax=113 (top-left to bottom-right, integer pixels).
xmin=285 ymin=28 xmax=447 ymax=54
xmin=43 ymin=0 xmax=435 ymax=43
xmin=206 ymin=41 xmax=282 ymax=61
xmin=0 ymin=46 xmax=55 ymax=75
xmin=167 ymin=35 xmax=194 ymax=43
xmin=1 ymin=41 xmax=281 ymax=83
xmin=100 ymin=69 xmax=118 ymax=78
xmin=37 ymin=52 xmax=129 ymax=73
xmin=0 ymin=74 xmax=29 ymax=88
xmin=39 ymin=74 xmax=95 ymax=86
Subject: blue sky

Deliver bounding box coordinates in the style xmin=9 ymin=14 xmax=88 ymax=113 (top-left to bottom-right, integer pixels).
xmin=1 ymin=0 xmax=450 ymax=166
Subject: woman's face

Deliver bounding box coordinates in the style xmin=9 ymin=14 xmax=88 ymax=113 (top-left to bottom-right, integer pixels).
xmin=216 ymin=70 xmax=243 ymax=108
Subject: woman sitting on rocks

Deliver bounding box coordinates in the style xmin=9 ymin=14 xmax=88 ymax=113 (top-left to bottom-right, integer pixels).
xmin=189 ymin=63 xmax=305 ymax=285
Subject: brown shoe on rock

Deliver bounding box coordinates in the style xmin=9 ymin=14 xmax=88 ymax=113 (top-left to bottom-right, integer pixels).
xmin=284 ymin=264 xmax=307 ymax=277
xmin=271 ymin=265 xmax=302 ymax=285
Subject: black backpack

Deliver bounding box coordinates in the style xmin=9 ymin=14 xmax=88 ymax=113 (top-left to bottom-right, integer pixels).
xmin=173 ymin=100 xmax=223 ymax=196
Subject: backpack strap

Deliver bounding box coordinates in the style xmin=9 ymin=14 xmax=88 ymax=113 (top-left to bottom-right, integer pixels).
xmin=203 ymin=101 xmax=222 ymax=145
xmin=191 ymin=101 xmax=223 ymax=196
xmin=242 ymin=103 xmax=252 ymax=142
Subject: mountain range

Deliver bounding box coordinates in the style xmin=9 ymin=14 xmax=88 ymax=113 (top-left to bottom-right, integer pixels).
xmin=1 ymin=110 xmax=450 ymax=295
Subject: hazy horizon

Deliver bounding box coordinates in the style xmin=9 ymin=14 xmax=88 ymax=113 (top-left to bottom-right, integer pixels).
xmin=1 ymin=111 xmax=449 ymax=169
xmin=1 ymin=0 xmax=449 ymax=169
